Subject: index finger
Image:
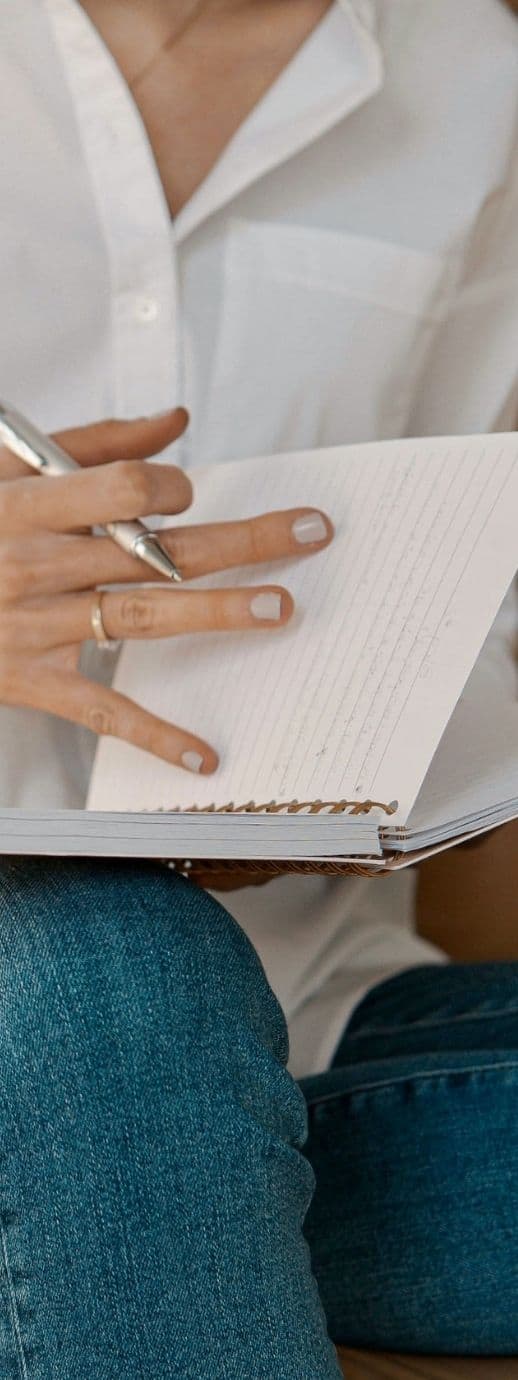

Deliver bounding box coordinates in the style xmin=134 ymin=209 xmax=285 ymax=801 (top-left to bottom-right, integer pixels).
xmin=0 ymin=458 xmax=193 ymax=535
xmin=0 ymin=408 xmax=189 ymax=481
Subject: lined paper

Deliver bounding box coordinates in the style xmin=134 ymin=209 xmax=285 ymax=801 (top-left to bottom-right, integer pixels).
xmin=399 ymin=641 xmax=518 ymax=839
xmin=88 ymin=434 xmax=518 ymax=824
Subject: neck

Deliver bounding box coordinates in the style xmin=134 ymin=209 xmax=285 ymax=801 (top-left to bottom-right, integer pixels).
xmin=79 ymin=0 xmax=248 ymax=71
xmin=79 ymin=0 xmax=211 ymax=78
xmin=81 ymin=0 xmax=244 ymax=26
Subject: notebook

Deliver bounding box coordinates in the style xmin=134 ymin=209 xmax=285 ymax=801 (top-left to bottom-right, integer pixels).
xmin=2 ymin=434 xmax=517 ymax=876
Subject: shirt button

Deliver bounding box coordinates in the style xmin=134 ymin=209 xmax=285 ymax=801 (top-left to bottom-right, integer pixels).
xmin=135 ymin=296 xmax=159 ymax=323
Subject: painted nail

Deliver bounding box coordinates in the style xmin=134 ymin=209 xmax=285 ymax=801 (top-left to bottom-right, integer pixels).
xmin=181 ymin=750 xmax=204 ymax=773
xmin=250 ymin=592 xmax=283 ymax=622
xmin=154 ymin=406 xmax=189 ymax=420
xmin=292 ymin=512 xmax=328 ymax=544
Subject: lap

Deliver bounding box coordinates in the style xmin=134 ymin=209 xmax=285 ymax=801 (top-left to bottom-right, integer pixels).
xmin=300 ymin=963 xmax=518 ymax=1354
xmin=334 ymin=962 xmax=518 ymax=1061
xmin=0 ymin=859 xmax=337 ymax=1379
xmin=2 ymin=861 xmax=517 ymax=1356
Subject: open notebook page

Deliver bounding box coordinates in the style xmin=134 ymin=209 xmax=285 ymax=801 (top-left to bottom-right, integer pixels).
xmin=88 ymin=434 xmax=518 ymax=824
xmin=399 ymin=630 xmax=518 ymax=840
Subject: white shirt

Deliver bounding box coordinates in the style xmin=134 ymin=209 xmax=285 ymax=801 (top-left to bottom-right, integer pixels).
xmin=1 ymin=0 xmax=517 ymax=1076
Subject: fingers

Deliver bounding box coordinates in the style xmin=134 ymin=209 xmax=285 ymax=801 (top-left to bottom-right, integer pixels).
xmin=17 ymin=666 xmax=218 ymax=775
xmin=13 ymin=508 xmax=333 ymax=594
xmin=0 ymin=456 xmax=193 ymax=535
xmin=29 ymin=585 xmax=295 ymax=646
xmin=0 ymin=407 xmax=189 ymax=481
xmin=94 ymin=508 xmax=334 ymax=582
xmin=0 ymin=447 xmax=33 ymax=482
xmin=54 ymin=408 xmax=190 ymax=466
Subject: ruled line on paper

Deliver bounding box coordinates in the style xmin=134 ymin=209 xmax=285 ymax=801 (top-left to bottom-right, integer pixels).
xmin=359 ymin=448 xmax=512 ymax=790
xmin=87 ymin=434 xmax=518 ymax=823
xmin=330 ymin=445 xmax=489 ymax=791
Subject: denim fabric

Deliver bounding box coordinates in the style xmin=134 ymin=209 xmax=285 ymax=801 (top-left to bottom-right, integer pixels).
xmin=0 ymin=857 xmax=341 ymax=1380
xmin=1 ymin=860 xmax=517 ymax=1375
xmin=301 ymin=964 xmax=518 ymax=1355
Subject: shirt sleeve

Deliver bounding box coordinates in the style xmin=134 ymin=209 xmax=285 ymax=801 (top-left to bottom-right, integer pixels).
xmin=408 ymin=126 xmax=518 ymax=699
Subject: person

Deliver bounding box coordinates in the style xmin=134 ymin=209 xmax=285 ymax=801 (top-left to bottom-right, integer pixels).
xmin=0 ymin=0 xmax=517 ymax=1374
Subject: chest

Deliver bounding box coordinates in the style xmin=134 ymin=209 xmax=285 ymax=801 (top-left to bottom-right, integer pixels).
xmin=79 ymin=0 xmax=334 ymax=217
xmin=1 ymin=0 xmax=480 ymax=455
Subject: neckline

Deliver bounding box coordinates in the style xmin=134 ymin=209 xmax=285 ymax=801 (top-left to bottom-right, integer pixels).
xmin=174 ymin=0 xmax=382 ymax=241
xmin=45 ymin=0 xmax=383 ymax=242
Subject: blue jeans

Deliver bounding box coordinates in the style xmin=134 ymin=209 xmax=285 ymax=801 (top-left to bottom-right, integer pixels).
xmin=0 ymin=858 xmax=515 ymax=1379
xmin=302 ymin=964 xmax=518 ymax=1354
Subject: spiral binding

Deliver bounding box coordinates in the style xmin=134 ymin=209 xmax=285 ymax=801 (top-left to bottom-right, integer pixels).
xmin=167 ymin=856 xmax=393 ymax=881
xmin=156 ymin=797 xmax=399 ymax=881
xmin=158 ymin=797 xmax=398 ymax=817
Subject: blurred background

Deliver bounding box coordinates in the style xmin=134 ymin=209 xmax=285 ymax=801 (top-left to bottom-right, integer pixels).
xmin=417 ymin=0 xmax=517 ymax=961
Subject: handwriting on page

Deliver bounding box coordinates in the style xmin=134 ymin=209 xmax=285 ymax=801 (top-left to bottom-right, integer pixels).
xmin=88 ymin=435 xmax=518 ymax=822
xmin=282 ymin=442 xmax=516 ymax=813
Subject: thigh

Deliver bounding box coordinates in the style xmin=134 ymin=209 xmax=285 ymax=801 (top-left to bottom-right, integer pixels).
xmin=332 ymin=962 xmax=518 ymax=1064
xmin=299 ymin=964 xmax=518 ymax=1355
xmin=0 ymin=857 xmax=341 ymax=1380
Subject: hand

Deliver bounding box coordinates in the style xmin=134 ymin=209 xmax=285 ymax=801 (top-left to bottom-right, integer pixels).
xmin=0 ymin=409 xmax=333 ymax=774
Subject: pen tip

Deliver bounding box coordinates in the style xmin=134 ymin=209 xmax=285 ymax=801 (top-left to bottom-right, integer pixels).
xmin=135 ymin=534 xmax=183 ymax=582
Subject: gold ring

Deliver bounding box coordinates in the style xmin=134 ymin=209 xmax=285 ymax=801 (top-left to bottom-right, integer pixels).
xmin=90 ymin=592 xmax=119 ymax=652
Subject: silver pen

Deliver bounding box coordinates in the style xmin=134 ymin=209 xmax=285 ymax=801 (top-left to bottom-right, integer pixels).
xmin=0 ymin=400 xmax=183 ymax=582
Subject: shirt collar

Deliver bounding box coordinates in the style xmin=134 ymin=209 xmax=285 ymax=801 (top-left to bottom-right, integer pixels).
xmin=175 ymin=0 xmax=383 ymax=241
xmin=46 ymin=0 xmax=383 ymax=244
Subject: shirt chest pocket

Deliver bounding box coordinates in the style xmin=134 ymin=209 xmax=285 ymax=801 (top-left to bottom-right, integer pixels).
xmin=199 ymin=218 xmax=457 ymax=464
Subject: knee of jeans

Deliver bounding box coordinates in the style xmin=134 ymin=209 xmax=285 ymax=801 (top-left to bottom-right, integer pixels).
xmin=0 ymin=856 xmax=288 ymax=1067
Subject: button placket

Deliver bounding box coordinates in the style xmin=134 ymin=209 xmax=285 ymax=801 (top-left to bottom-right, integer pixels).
xmin=134 ymin=296 xmax=160 ymax=324
xmin=45 ymin=0 xmax=182 ymax=424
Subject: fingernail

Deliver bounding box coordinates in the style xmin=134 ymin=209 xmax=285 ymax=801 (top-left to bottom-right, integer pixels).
xmin=292 ymin=512 xmax=328 ymax=544
xmin=250 ymin=592 xmax=283 ymax=622
xmin=181 ymin=750 xmax=204 ymax=773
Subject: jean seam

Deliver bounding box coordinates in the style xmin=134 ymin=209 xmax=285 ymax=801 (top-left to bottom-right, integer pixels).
xmin=348 ymin=1004 xmax=518 ymax=1038
xmin=305 ymin=1059 xmax=518 ymax=1108
xmin=0 ymin=1219 xmax=29 ymax=1380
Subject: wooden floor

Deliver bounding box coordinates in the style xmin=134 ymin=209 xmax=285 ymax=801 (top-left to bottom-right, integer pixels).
xmin=338 ymin=1351 xmax=518 ymax=1378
